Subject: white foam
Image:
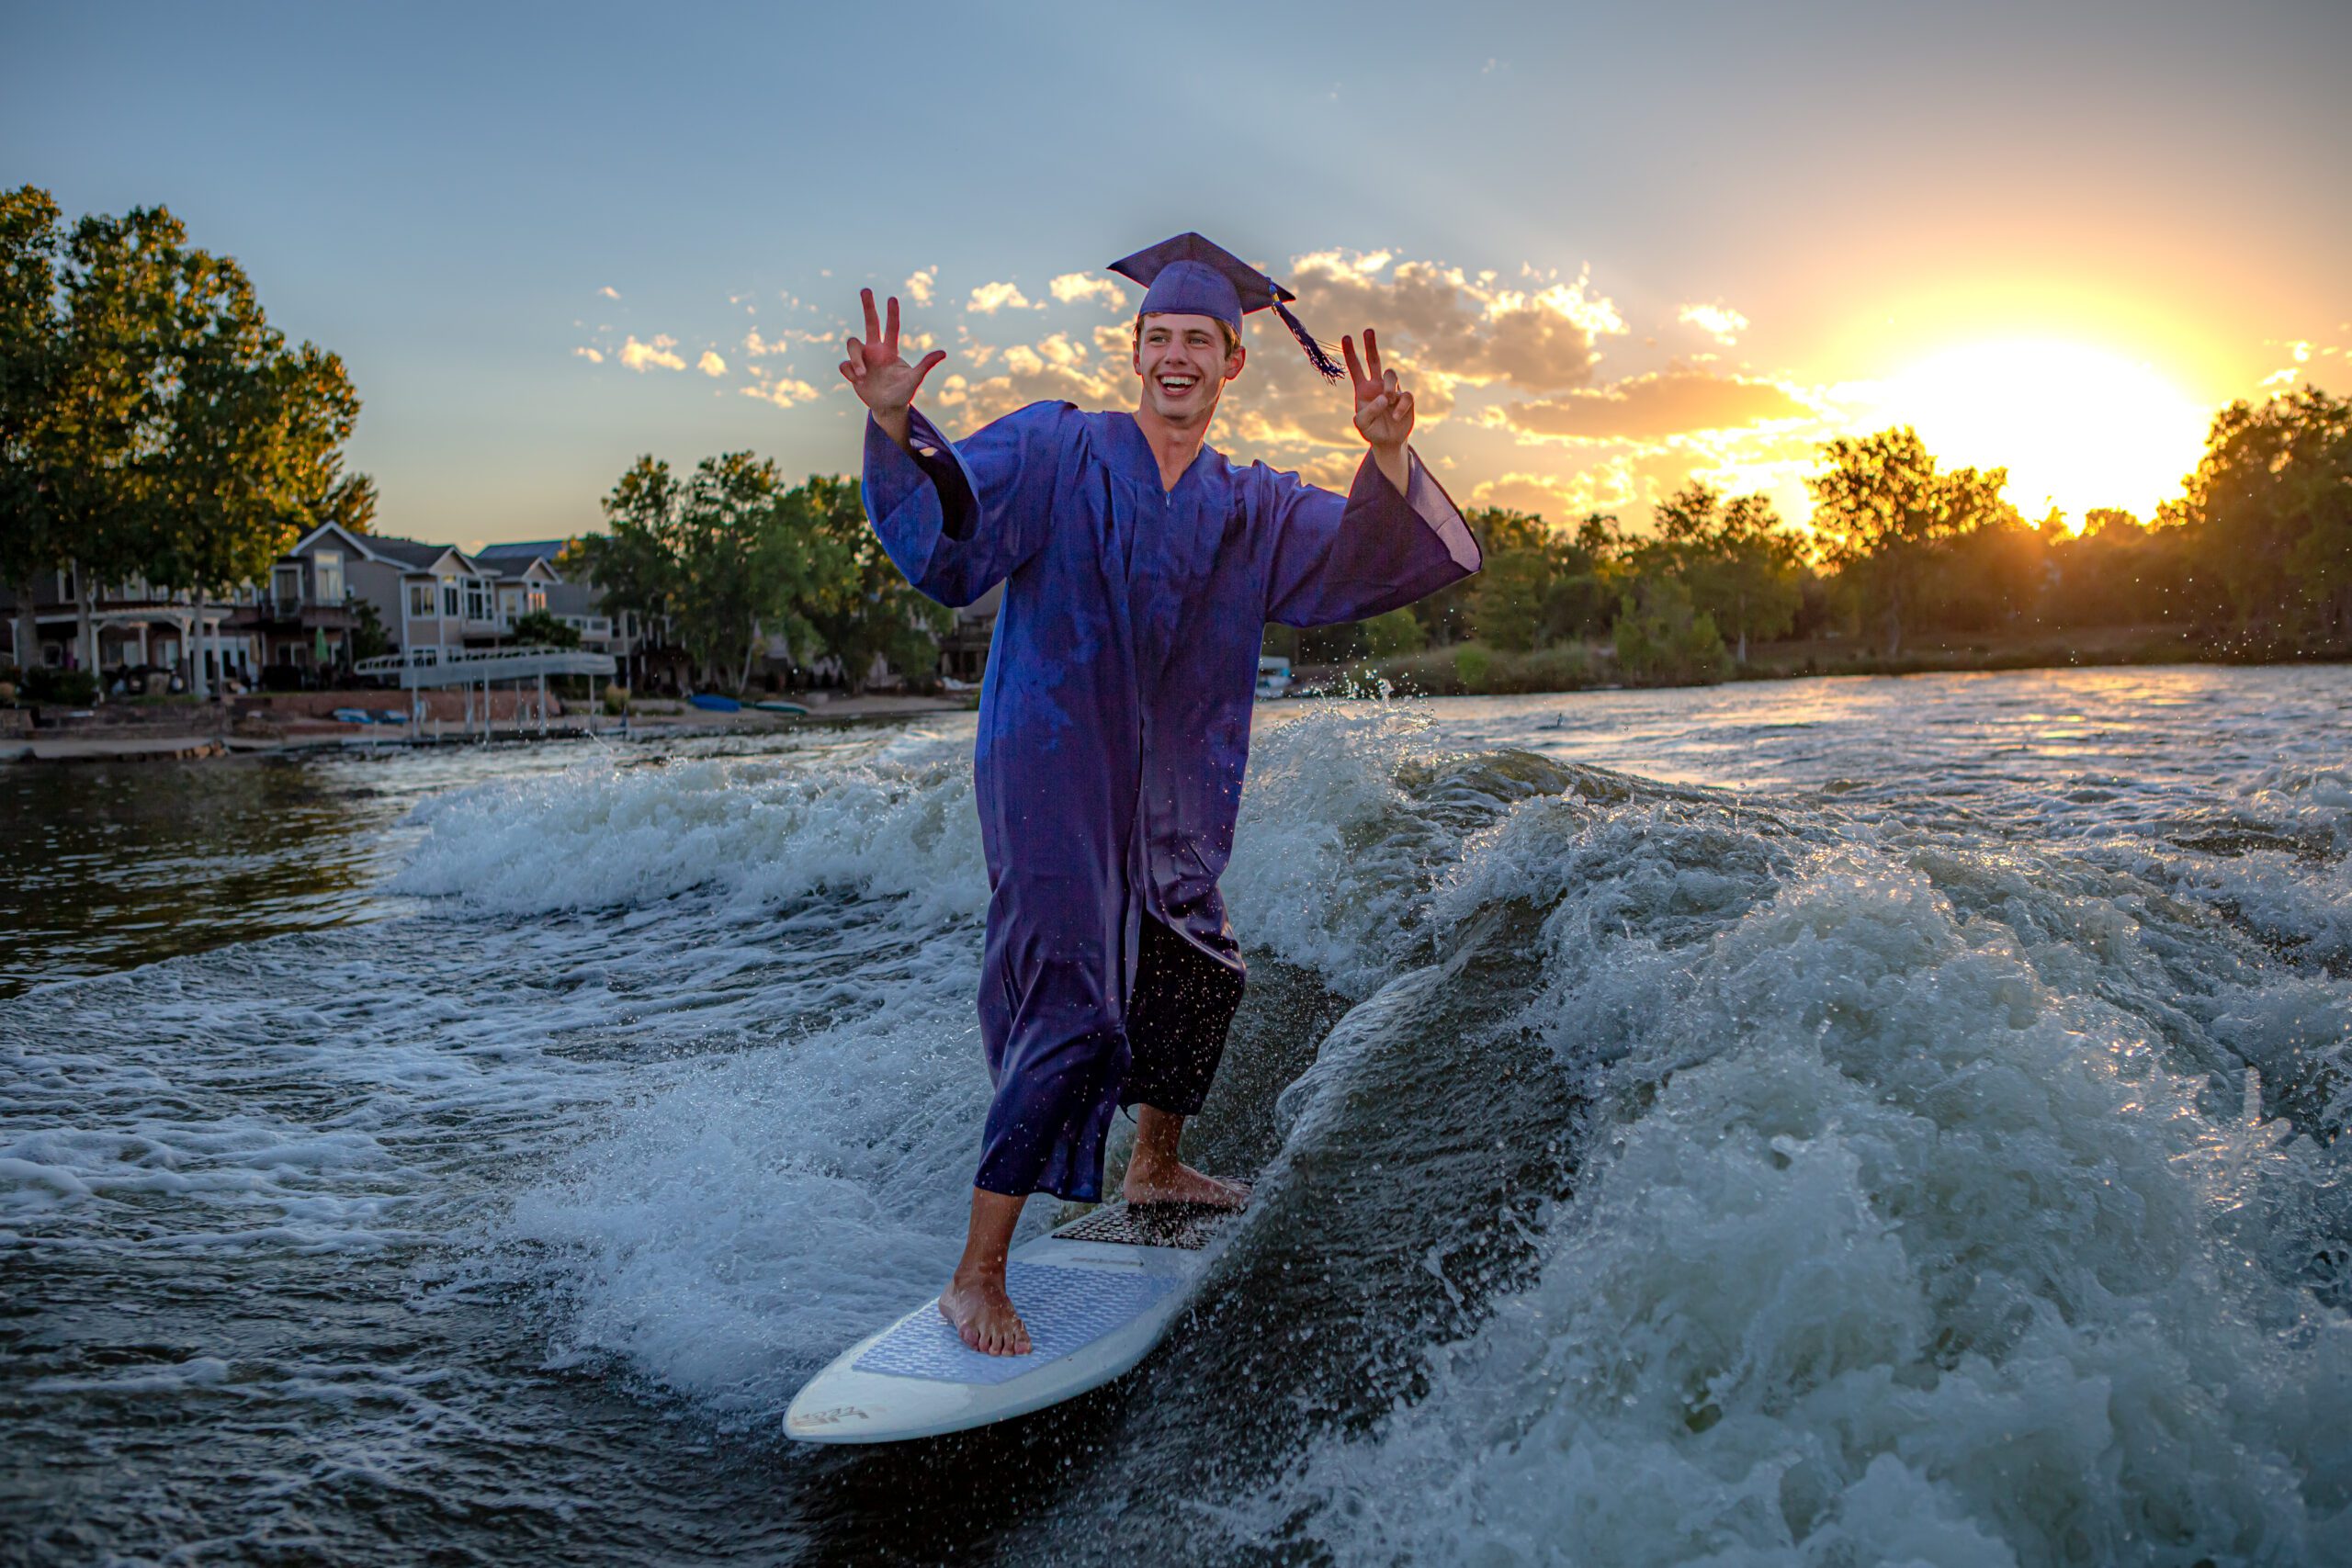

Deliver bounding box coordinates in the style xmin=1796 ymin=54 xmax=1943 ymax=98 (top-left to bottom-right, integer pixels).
xmin=1262 ymin=831 xmax=2352 ymax=1564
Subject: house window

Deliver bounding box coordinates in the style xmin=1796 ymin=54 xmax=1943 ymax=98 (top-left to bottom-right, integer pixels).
xmin=314 ymin=550 xmax=343 ymax=604
xmin=465 ymin=580 xmax=488 ymax=622
xmin=442 ymin=581 xmax=460 ymax=617
xmin=409 ymin=581 xmax=435 ymax=618
xmin=273 ymin=565 xmax=302 ymax=609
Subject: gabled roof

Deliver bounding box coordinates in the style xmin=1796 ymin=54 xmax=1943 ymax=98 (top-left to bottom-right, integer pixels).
xmin=474 ymin=538 xmax=571 ymax=561
xmin=285 ymin=521 xmax=390 ymax=564
xmin=364 ymin=536 xmax=460 ymax=570
xmin=474 ymin=541 xmax=570 ymax=582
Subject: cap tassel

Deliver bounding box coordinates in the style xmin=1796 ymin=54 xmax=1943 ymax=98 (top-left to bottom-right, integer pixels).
xmin=1272 ymin=299 xmax=1347 ymax=382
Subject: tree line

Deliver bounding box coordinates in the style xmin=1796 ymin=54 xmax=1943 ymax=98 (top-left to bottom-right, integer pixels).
xmin=1284 ymin=385 xmax=2350 ymax=686
xmin=1 ymin=187 xmax=373 ymax=694
xmin=569 ymin=454 xmax=949 ymax=694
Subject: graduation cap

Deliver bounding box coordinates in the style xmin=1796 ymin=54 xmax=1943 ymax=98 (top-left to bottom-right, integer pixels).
xmin=1106 ymin=231 xmax=1347 ymax=382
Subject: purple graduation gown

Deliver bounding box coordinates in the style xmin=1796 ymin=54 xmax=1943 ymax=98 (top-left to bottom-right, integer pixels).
xmin=863 ymin=400 xmax=1481 ymax=1201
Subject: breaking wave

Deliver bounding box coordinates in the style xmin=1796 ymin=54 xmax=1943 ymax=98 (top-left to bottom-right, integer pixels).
xmin=9 ymin=669 xmax=2349 ymax=1564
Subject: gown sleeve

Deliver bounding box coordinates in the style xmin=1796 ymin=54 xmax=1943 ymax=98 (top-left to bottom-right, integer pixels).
xmin=861 ymin=400 xmax=1074 ymax=608
xmin=1262 ymin=447 xmax=1484 ymax=627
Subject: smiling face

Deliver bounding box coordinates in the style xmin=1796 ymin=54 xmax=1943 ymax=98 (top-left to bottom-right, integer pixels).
xmin=1132 ymin=312 xmax=1247 ymax=424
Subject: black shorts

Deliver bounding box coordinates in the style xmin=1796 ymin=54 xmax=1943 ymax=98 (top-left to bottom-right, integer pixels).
xmin=1121 ymin=916 xmax=1247 ymax=1118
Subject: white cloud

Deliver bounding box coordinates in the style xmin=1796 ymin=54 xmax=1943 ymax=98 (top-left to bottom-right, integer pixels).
xmin=573 ymin=345 xmax=605 ymax=365
xmin=741 ymin=378 xmax=821 ymax=410
xmin=906 ymin=268 xmax=937 ymax=306
xmin=618 ymin=334 xmax=686 ymax=373
xmin=1049 ymin=273 xmax=1130 ymax=310
xmin=967 ymin=280 xmax=1038 ymax=314
xmin=599 ymin=286 xmax=621 ymax=300
xmin=1678 ymin=301 xmax=1749 ymax=345
xmin=696 ymin=350 xmax=728 ymax=378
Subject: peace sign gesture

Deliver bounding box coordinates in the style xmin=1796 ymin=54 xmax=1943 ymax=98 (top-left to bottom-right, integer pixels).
xmin=839 ymin=288 xmax=947 ymax=441
xmin=1343 ymin=328 xmax=1415 ymax=455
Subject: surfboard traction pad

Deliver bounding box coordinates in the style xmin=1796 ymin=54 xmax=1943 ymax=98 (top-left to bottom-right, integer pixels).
xmin=849 ymin=1189 xmax=1250 ymax=1388
xmin=1053 ymin=1183 xmax=1252 ymax=1251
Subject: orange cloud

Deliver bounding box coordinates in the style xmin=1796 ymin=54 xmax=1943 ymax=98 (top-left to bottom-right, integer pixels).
xmin=1503 ymin=368 xmax=1814 ymax=442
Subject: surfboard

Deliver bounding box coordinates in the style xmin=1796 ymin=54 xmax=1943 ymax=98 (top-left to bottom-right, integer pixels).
xmin=784 ymin=1190 xmax=1247 ymax=1444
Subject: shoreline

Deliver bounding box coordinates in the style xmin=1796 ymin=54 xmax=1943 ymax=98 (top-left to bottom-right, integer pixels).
xmin=0 ymin=692 xmax=978 ymax=764
xmin=1310 ymin=626 xmax=2352 ymax=699
xmin=9 ymin=638 xmax=2346 ymax=763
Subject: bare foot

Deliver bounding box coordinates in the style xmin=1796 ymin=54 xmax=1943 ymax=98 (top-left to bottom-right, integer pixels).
xmin=1122 ymin=1161 xmax=1250 ymax=1209
xmin=937 ymin=1272 xmax=1032 ymax=1356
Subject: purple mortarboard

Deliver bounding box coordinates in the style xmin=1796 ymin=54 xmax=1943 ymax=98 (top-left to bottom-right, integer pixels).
xmin=1106 ymin=231 xmax=1346 ymax=381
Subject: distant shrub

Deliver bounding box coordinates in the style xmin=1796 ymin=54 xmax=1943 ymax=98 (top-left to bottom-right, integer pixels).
xmin=601 ymin=684 xmax=631 ymax=716
xmin=1613 ymin=581 xmax=1728 ymax=685
xmin=1363 ymin=606 xmax=1428 ymax=658
xmin=25 ymin=666 xmax=98 ymax=705
xmin=1453 ymin=644 xmax=1493 ymax=690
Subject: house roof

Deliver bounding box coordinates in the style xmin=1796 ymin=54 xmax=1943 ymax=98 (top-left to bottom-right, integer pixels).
xmin=363 ymin=536 xmax=459 ymax=570
xmin=474 ymin=539 xmax=572 ymax=581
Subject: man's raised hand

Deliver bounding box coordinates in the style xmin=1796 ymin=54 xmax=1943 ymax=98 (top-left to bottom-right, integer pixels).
xmin=840 ymin=288 xmax=946 ymax=445
xmin=1344 ymin=329 xmax=1415 ymax=453
xmin=1344 ymin=329 xmax=1415 ymax=494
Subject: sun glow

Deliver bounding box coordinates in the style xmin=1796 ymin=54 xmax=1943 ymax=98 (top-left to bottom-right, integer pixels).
xmin=1865 ymin=341 xmax=2211 ymax=528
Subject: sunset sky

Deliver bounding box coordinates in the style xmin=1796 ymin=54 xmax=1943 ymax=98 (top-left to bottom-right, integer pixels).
xmin=6 ymin=0 xmax=2346 ymax=549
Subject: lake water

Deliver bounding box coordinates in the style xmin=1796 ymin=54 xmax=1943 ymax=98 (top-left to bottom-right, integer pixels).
xmin=6 ymin=667 xmax=2349 ymax=1565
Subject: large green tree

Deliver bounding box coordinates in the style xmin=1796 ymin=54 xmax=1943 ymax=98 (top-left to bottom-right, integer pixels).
xmin=582 ymin=452 xmax=847 ymax=692
xmin=2176 ymin=388 xmax=2352 ymax=640
xmin=0 ymin=187 xmax=369 ymax=692
xmin=571 ymin=456 xmax=684 ymax=640
xmin=793 ymin=474 xmax=951 ymax=694
xmin=0 ymin=186 xmax=63 ymax=670
xmin=1805 ymin=426 xmax=2015 ymax=657
xmin=1644 ymin=483 xmax=1804 ymax=663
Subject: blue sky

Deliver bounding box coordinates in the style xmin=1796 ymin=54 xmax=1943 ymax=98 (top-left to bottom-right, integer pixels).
xmin=7 ymin=0 xmax=2346 ymax=546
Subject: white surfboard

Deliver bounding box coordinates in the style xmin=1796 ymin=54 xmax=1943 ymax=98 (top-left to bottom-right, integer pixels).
xmin=785 ymin=1192 xmax=1246 ymax=1444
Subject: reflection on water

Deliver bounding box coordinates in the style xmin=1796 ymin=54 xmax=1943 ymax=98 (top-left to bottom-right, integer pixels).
xmin=0 ymin=757 xmax=405 ymax=996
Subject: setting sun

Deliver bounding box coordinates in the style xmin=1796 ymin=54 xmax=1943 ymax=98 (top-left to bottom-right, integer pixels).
xmin=1867 ymin=341 xmax=2213 ymax=526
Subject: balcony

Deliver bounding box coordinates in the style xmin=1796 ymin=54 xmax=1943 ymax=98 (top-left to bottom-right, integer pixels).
xmin=247 ymin=596 xmax=357 ymax=630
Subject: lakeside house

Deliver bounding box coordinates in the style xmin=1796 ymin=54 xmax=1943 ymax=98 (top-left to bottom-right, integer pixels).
xmin=5 ymin=529 xmax=672 ymax=692
xmin=2 ymin=568 xmax=261 ymax=687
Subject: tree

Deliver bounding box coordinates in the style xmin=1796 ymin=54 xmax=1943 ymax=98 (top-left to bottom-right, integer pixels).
xmin=350 ymin=598 xmax=391 ymax=663
xmin=0 ymin=188 xmax=370 ymax=694
xmin=1464 ymin=506 xmax=1558 ymax=651
xmin=1805 ymin=426 xmax=2015 ymax=657
xmin=1644 ymin=483 xmax=1804 ymax=663
xmin=0 ymin=186 xmax=64 ymax=671
xmin=1612 ymin=575 xmax=1726 ymax=684
xmin=665 ymin=452 xmax=834 ymax=691
xmin=2177 ymin=388 xmax=2352 ymax=640
xmin=1542 ymin=512 xmax=1631 ymax=643
xmin=1362 ymin=606 xmax=1426 ymax=657
xmin=509 ymin=609 xmax=579 ymax=649
xmin=572 ymin=456 xmax=684 ymax=651
xmin=794 ymin=474 xmax=950 ymax=693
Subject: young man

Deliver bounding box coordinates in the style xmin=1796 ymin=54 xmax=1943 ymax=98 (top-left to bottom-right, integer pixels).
xmin=842 ymin=233 xmax=1481 ymax=1355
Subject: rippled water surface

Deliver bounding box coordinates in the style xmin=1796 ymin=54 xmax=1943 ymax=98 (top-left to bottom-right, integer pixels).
xmin=6 ymin=668 xmax=2349 ymax=1565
